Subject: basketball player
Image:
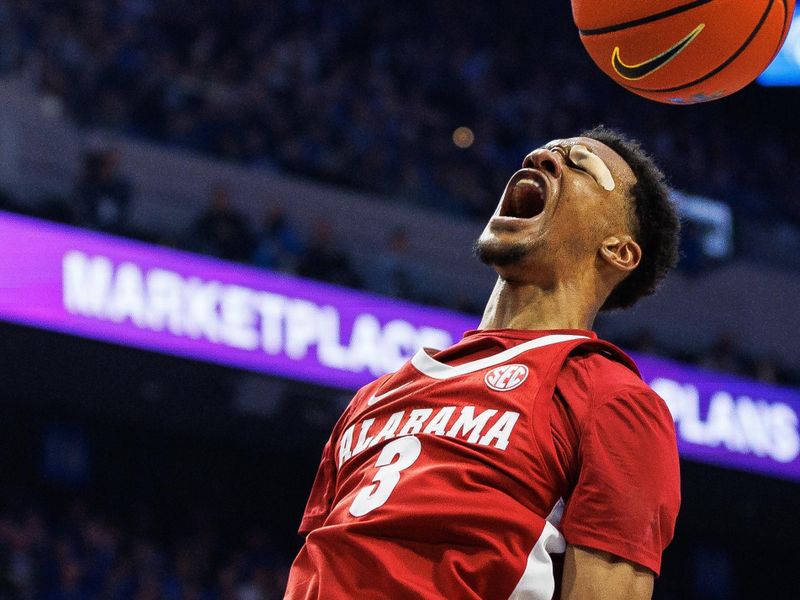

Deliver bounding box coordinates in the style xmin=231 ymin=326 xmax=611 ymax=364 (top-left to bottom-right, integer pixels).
xmin=285 ymin=126 xmax=681 ymax=600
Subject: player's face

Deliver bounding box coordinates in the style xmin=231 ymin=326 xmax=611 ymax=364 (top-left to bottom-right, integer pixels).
xmin=475 ymin=136 xmax=637 ymax=280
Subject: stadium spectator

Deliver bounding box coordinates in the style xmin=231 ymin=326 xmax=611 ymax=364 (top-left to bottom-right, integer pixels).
xmin=190 ymin=186 xmax=253 ymax=262
xmin=251 ymin=207 xmax=304 ymax=274
xmin=73 ymin=148 xmax=132 ymax=234
xmin=699 ymin=334 xmax=747 ymax=376
xmin=753 ymin=356 xmax=781 ymax=385
xmin=372 ymin=227 xmax=417 ymax=301
xmin=0 ymin=501 xmax=290 ymax=600
xmin=297 ymin=220 xmax=361 ymax=289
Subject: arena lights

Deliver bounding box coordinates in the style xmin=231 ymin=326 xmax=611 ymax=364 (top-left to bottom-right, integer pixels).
xmin=759 ymin=9 xmax=800 ymax=86
xmin=452 ymin=126 xmax=475 ymax=149
xmin=1 ymin=210 xmax=799 ymax=481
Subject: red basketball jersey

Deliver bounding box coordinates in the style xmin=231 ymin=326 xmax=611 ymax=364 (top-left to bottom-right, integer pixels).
xmin=286 ymin=329 xmax=680 ymax=600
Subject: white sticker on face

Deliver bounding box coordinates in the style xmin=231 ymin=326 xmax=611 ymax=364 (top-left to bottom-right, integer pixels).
xmin=569 ymin=145 xmax=616 ymax=191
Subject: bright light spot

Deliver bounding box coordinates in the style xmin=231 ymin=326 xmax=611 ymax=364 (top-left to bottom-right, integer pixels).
xmin=452 ymin=126 xmax=475 ymax=149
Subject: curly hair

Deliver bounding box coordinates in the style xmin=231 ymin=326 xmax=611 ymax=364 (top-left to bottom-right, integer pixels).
xmin=581 ymin=125 xmax=681 ymax=311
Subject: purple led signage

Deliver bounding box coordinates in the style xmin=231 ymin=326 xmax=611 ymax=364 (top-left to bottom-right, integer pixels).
xmin=634 ymin=354 xmax=800 ymax=482
xmin=0 ymin=211 xmax=474 ymax=390
xmin=1 ymin=211 xmax=798 ymax=481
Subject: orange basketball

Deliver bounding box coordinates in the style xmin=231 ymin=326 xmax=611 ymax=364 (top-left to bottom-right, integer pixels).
xmin=572 ymin=0 xmax=796 ymax=104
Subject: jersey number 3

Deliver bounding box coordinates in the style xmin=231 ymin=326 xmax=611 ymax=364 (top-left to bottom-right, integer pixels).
xmin=349 ymin=436 xmax=422 ymax=517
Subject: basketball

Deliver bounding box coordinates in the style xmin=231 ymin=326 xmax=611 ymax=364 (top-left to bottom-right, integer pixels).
xmin=572 ymin=0 xmax=796 ymax=104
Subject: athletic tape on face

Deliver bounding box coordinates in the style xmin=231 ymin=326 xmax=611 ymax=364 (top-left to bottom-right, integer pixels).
xmin=569 ymin=145 xmax=616 ymax=191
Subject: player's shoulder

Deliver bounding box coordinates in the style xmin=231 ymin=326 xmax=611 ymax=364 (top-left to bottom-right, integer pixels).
xmin=354 ymin=372 xmax=394 ymax=397
xmin=560 ymin=341 xmax=650 ymax=402
xmin=559 ymin=343 xmax=675 ymax=432
xmin=342 ymin=372 xmax=399 ymax=417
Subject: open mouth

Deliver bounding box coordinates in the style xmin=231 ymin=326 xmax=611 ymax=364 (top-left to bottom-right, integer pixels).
xmin=499 ymin=170 xmax=548 ymax=219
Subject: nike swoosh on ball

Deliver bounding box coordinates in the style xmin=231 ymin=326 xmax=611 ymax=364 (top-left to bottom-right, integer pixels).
xmin=612 ymin=23 xmax=705 ymax=81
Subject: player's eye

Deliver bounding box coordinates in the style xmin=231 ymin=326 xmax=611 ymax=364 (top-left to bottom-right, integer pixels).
xmin=568 ymin=145 xmax=616 ymax=191
xmin=558 ymin=149 xmax=588 ymax=173
xmin=566 ymin=159 xmax=587 ymax=173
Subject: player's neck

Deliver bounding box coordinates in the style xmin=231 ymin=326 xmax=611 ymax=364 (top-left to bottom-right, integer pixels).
xmin=477 ymin=277 xmax=598 ymax=332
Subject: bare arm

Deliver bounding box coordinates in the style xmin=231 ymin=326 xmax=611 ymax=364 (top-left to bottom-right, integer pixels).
xmin=561 ymin=546 xmax=654 ymax=600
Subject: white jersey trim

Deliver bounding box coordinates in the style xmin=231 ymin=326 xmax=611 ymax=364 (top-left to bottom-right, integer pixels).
xmin=411 ymin=334 xmax=589 ymax=380
xmin=508 ymin=499 xmax=566 ymax=600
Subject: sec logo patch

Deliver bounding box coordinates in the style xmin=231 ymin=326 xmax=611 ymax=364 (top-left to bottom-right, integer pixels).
xmin=485 ymin=364 xmax=529 ymax=392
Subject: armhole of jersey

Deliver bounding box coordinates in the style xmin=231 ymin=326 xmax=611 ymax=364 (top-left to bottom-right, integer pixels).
xmin=526 ymin=339 xmax=640 ymax=491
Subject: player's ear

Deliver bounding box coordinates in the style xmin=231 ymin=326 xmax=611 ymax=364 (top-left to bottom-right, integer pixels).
xmin=599 ymin=235 xmax=641 ymax=274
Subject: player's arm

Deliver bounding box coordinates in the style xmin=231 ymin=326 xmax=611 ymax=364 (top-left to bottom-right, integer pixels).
xmin=561 ymin=546 xmax=653 ymax=600
xmin=558 ymin=383 xmax=681 ymax=595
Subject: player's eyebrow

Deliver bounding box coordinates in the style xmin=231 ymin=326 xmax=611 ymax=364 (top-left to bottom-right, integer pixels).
xmin=544 ymin=142 xmax=616 ymax=192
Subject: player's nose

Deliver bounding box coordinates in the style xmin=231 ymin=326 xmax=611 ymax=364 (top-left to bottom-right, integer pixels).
xmin=523 ymin=148 xmax=562 ymax=179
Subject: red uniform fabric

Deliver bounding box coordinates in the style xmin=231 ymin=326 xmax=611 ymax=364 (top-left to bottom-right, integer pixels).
xmin=285 ymin=329 xmax=680 ymax=600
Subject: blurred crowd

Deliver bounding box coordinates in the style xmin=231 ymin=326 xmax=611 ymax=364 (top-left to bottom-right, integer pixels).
xmin=0 ymin=0 xmax=796 ymax=383
xmin=0 ymin=498 xmax=288 ymax=600
xmin=1 ymin=0 xmax=799 ymax=224
xmin=0 ymin=145 xmax=450 ymax=309
xmin=0 ymin=0 xmax=797 ymax=378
